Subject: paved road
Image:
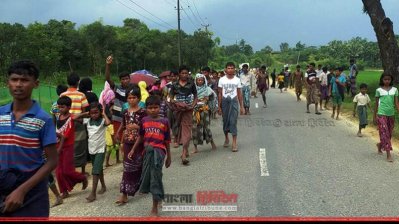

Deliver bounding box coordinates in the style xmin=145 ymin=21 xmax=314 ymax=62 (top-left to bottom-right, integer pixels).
xmin=50 ymin=88 xmax=399 ymax=218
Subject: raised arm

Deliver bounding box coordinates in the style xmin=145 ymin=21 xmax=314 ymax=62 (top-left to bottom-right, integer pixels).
xmin=105 ymin=55 xmax=115 ymax=89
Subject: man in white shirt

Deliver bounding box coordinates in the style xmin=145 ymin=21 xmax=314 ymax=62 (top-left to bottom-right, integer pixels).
xmin=218 ymin=62 xmax=244 ymax=152
xmin=318 ymin=66 xmax=329 ymax=110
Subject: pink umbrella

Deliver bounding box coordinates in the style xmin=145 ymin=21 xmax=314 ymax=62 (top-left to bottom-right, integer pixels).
xmin=130 ymin=70 xmax=157 ymax=86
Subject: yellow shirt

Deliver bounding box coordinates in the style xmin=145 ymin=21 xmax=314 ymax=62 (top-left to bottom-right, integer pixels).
xmin=278 ymin=75 xmax=284 ymax=82
xmin=105 ymin=124 xmax=114 ymax=146
xmin=60 ymin=88 xmax=89 ymax=115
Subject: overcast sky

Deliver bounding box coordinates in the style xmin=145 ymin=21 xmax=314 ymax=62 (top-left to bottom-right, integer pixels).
xmin=1 ymin=0 xmax=398 ymax=51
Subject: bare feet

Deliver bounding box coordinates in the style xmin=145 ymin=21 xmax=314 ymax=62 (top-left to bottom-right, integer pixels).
xmin=223 ymin=140 xmax=230 ymax=148
xmin=61 ymin=192 xmax=69 ymax=199
xmin=231 ymin=144 xmax=238 ymax=152
xmin=211 ymin=143 xmax=217 ymax=150
xmin=105 ymin=163 xmax=112 ymax=167
xmin=331 ymin=114 xmax=335 ymax=119
xmin=357 ymin=132 xmax=363 ymax=137
xmin=335 ymin=117 xmax=340 ymax=120
xmin=82 ymin=177 xmax=88 ymax=190
xmin=98 ymin=187 xmax=107 ymax=195
xmin=116 ymin=160 xmax=122 ymax=164
xmin=52 ymin=196 xmax=63 ymax=207
xmin=191 ymin=149 xmax=198 ymax=154
xmin=115 ymin=195 xmax=128 ymax=205
xmin=86 ymin=194 xmax=96 ymax=203
xmin=387 ymin=151 xmax=394 ymax=162
xmin=173 ymin=142 xmax=179 ymax=148
xmin=377 ymin=143 xmax=383 ymax=155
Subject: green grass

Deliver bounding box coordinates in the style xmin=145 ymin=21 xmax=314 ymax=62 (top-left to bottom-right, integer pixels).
xmin=0 ymin=75 xmax=115 ymax=113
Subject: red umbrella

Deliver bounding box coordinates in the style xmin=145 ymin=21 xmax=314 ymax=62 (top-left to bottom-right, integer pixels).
xmin=130 ymin=71 xmax=157 ymax=86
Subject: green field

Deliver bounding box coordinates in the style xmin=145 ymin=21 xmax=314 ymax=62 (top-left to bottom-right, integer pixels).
xmin=0 ymin=75 xmax=113 ymax=112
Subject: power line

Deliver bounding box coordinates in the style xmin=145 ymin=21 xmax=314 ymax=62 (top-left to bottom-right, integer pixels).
xmin=181 ymin=8 xmax=201 ymax=29
xmin=126 ymin=0 xmax=175 ymax=29
xmin=191 ymin=0 xmax=206 ymax=24
xmin=179 ymin=1 xmax=201 ymax=28
xmin=115 ymin=0 xmax=174 ymax=29
xmin=184 ymin=0 xmax=202 ymax=27
xmin=164 ymin=0 xmax=175 ymax=7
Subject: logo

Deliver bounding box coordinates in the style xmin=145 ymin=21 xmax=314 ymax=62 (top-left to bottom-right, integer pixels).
xmin=162 ymin=190 xmax=238 ymax=212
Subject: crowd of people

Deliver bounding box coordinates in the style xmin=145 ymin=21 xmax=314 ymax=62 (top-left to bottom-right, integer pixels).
xmin=1 ymin=56 xmax=398 ymax=218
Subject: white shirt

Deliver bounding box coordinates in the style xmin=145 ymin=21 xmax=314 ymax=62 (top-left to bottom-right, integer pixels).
xmin=84 ymin=118 xmax=107 ymax=154
xmin=318 ymin=72 xmax=328 ymax=86
xmin=353 ymin=93 xmax=371 ymax=106
xmin=239 ymin=72 xmax=252 ymax=87
xmin=218 ymin=76 xmax=242 ymax=99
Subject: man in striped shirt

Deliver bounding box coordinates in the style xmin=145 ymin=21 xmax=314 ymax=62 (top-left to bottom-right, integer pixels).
xmin=60 ymin=72 xmax=89 ymax=175
xmin=0 ymin=60 xmax=57 ymax=217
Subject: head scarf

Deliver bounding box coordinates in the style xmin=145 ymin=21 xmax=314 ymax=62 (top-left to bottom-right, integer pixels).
xmin=99 ymin=81 xmax=115 ymax=107
xmin=195 ymin=73 xmax=210 ymax=99
xmin=138 ymin=81 xmax=149 ymax=103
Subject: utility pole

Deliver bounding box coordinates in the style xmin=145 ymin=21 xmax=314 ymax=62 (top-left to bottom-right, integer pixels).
xmin=201 ymin=23 xmax=210 ymax=33
xmin=177 ymin=0 xmax=182 ymax=66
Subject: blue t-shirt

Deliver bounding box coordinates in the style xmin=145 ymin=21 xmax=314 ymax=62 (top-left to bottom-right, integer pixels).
xmin=330 ymin=76 xmax=346 ymax=95
xmin=0 ymin=100 xmax=57 ymax=172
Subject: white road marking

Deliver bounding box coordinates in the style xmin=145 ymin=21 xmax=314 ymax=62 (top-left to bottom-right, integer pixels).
xmin=255 ymin=103 xmax=259 ymax=108
xmin=259 ymin=148 xmax=269 ymax=176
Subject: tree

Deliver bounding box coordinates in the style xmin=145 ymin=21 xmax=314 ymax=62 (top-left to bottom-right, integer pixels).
xmin=362 ymin=0 xmax=399 ymax=82
xmin=279 ymin=42 xmax=289 ymax=52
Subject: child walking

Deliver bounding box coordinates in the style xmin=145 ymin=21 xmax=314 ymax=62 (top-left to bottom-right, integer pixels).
xmin=353 ymin=83 xmax=373 ymax=137
xmin=83 ymin=102 xmax=111 ymax=202
xmin=115 ymin=87 xmax=147 ymax=204
xmin=192 ymin=74 xmax=217 ymax=154
xmin=128 ymin=95 xmax=172 ymax=216
xmin=373 ymin=72 xmax=399 ymax=162
xmin=277 ymin=72 xmax=285 ymax=93
xmin=55 ymin=96 xmax=88 ymax=199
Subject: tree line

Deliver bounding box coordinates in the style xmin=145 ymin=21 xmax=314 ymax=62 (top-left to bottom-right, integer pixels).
xmin=1 ymin=17 xmax=398 ymax=82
